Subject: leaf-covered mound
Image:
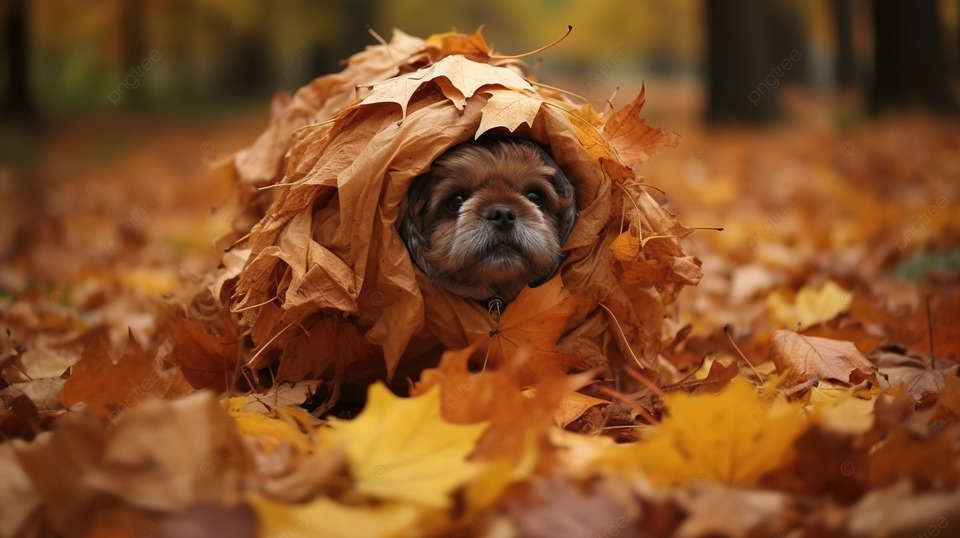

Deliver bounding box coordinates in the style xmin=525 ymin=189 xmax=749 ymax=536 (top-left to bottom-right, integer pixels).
xmin=200 ymin=28 xmax=701 ymax=399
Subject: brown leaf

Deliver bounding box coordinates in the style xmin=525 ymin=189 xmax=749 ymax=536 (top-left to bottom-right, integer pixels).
xmin=276 ymin=318 xmax=374 ymax=382
xmin=355 ymin=54 xmax=533 ymax=118
xmin=60 ymin=331 xmax=194 ymax=418
xmin=422 ymin=27 xmax=494 ymax=63
xmin=488 ymin=276 xmax=588 ymax=375
xmin=411 ymin=346 xmax=589 ymax=463
xmin=165 ymin=316 xmax=239 ymax=393
xmin=603 ymin=86 xmax=679 ymax=167
xmin=14 ymin=392 xmax=247 ymax=537
xmin=770 ymin=330 xmax=879 ymax=387
xmin=476 ymin=89 xmax=544 ymax=138
xmin=662 ymin=359 xmax=739 ymax=395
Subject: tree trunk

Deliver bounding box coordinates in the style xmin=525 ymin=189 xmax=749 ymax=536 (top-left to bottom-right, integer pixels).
xmin=833 ymin=0 xmax=856 ymax=88
xmin=2 ymin=0 xmax=34 ymax=120
xmin=120 ymin=0 xmax=146 ymax=107
xmin=872 ymin=0 xmax=958 ymax=113
xmin=706 ymin=0 xmax=779 ymax=123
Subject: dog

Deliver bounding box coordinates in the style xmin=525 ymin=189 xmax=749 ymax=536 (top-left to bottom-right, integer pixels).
xmin=400 ymin=137 xmax=577 ymax=305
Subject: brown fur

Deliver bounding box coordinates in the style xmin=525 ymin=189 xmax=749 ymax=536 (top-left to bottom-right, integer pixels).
xmin=401 ymin=138 xmax=576 ymax=302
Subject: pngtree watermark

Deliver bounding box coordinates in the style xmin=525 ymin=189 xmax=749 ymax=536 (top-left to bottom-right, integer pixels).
xmin=108 ymin=50 xmax=162 ymax=106
xmin=747 ymin=50 xmax=802 ymax=106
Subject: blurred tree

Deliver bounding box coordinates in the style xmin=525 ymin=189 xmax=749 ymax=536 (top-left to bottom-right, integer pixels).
xmin=1 ymin=0 xmax=35 ymax=120
xmin=833 ymin=0 xmax=856 ymax=88
xmin=120 ymin=0 xmax=145 ymax=107
xmin=872 ymin=0 xmax=958 ymax=113
xmin=705 ymin=0 xmax=808 ymax=123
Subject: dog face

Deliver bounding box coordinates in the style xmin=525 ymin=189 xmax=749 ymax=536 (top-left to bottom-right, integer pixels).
xmin=401 ymin=137 xmax=577 ymax=303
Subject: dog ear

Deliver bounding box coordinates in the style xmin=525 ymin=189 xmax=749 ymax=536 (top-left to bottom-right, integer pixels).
xmin=400 ymin=175 xmax=437 ymax=279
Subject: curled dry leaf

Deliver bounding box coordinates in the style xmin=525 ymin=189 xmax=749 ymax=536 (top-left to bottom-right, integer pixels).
xmin=770 ymin=330 xmax=879 ymax=388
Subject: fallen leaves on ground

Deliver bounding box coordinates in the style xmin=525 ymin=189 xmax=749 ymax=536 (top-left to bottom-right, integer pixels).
xmin=1 ymin=25 xmax=960 ymax=538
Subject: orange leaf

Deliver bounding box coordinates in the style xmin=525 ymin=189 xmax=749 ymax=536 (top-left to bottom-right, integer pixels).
xmin=411 ymin=346 xmax=590 ymax=463
xmin=277 ymin=318 xmax=375 ymax=382
xmin=488 ymin=276 xmax=588 ymax=371
xmin=423 ymin=27 xmax=493 ymax=63
xmin=60 ymin=331 xmax=193 ymax=418
xmin=603 ymin=85 xmax=679 ymax=167
xmin=165 ymin=316 xmax=239 ymax=393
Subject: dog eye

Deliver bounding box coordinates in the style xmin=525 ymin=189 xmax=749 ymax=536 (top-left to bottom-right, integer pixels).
xmin=444 ymin=193 xmax=466 ymax=214
xmin=525 ymin=190 xmax=545 ymax=208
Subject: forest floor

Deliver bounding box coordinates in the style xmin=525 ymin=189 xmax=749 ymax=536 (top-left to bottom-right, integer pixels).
xmin=2 ymin=89 xmax=959 ymax=536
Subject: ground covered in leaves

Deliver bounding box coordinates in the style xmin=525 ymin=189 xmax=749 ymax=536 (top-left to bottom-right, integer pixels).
xmin=3 ymin=51 xmax=960 ymax=538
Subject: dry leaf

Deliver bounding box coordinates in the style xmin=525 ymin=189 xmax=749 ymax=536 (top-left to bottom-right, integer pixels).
xmin=59 ymin=331 xmax=193 ymax=418
xmin=771 ymin=330 xmax=879 ymax=387
xmin=599 ymin=377 xmax=808 ymax=486
xmin=476 ymin=88 xmax=544 ymax=138
xmin=253 ymin=495 xmax=421 ymax=538
xmin=767 ymin=280 xmax=851 ymax=329
xmin=356 ymin=54 xmax=533 ymax=118
xmin=323 ymin=382 xmax=488 ymax=508
xmin=14 ymin=392 xmax=246 ymax=536
xmin=602 ymin=85 xmax=680 ymax=167
xmin=165 ymin=315 xmax=239 ymax=393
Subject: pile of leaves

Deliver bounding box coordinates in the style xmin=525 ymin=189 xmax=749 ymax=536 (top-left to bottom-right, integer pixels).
xmin=192 ymin=27 xmax=700 ymax=404
xmin=1 ymin=28 xmax=960 ymax=538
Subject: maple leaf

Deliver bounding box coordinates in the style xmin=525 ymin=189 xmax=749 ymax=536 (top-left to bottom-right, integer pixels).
xmin=487 ymin=276 xmax=587 ymax=369
xmin=276 ymin=317 xmax=374 ymax=383
xmin=476 ymin=89 xmax=544 ymax=138
xmin=165 ymin=315 xmax=239 ymax=393
xmin=550 ymin=390 xmax=610 ymax=427
xmin=14 ymin=392 xmax=245 ymax=535
xmin=253 ymin=495 xmax=421 ymax=538
xmin=770 ymin=330 xmax=879 ymax=387
xmin=602 ymin=85 xmax=679 ymax=167
xmin=356 ymin=54 xmax=533 ymax=119
xmin=767 ymin=280 xmax=851 ymax=329
xmin=599 ymin=377 xmax=808 ymax=486
xmin=59 ymin=331 xmax=193 ymax=418
xmin=227 ymin=397 xmax=316 ymax=454
xmin=413 ymin=346 xmax=591 ymax=463
xmin=422 ymin=26 xmax=494 ymax=63
xmin=323 ymin=382 xmax=488 ymax=508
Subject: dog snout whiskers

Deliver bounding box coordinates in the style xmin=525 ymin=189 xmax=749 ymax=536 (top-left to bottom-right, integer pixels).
xmin=486 ymin=205 xmax=517 ymax=232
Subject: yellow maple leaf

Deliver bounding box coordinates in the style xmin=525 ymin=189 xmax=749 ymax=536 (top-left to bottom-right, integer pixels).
xmin=599 ymin=377 xmax=807 ymax=486
xmin=227 ymin=398 xmax=316 ymax=453
xmin=767 ymin=280 xmax=851 ymax=329
xmin=253 ymin=495 xmax=421 ymax=538
xmin=805 ymin=383 xmax=878 ymax=434
xmin=323 ymin=383 xmax=488 ymax=508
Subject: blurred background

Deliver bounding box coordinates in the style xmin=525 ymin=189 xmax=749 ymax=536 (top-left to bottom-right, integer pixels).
xmin=3 ymin=0 xmax=958 ymax=123
xmin=0 ymin=0 xmax=958 ymax=348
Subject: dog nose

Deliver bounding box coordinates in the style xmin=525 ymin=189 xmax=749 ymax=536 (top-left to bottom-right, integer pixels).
xmin=486 ymin=205 xmax=516 ymax=231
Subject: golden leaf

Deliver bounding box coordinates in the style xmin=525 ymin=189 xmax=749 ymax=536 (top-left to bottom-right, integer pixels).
xmin=599 ymin=377 xmax=808 ymax=486
xmin=767 ymin=280 xmax=851 ymax=329
xmin=254 ymin=495 xmax=421 ymax=538
xmin=324 ymin=382 xmax=488 ymax=508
